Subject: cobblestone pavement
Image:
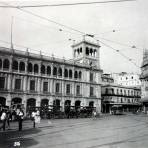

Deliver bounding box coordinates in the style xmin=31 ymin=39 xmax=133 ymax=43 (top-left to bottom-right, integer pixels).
xmin=0 ymin=114 xmax=148 ymax=148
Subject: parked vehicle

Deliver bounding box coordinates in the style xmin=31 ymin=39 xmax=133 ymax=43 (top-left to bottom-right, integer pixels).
xmin=111 ymin=105 xmax=124 ymax=115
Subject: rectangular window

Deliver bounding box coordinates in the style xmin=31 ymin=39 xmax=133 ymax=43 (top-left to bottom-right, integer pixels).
xmin=55 ymin=83 xmax=60 ymax=93
xmin=66 ymin=84 xmax=71 ymax=94
xmin=76 ymin=85 xmax=80 ymax=95
xmin=0 ymin=77 xmax=5 ymax=89
xmin=90 ymin=73 xmax=93 ymax=82
xmin=90 ymin=86 xmax=94 ymax=96
xmin=15 ymin=79 xmax=21 ymax=90
xmin=43 ymin=82 xmax=48 ymax=92
xmin=30 ymin=80 xmax=35 ymax=91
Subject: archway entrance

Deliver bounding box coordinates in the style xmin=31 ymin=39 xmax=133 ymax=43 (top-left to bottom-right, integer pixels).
xmin=0 ymin=97 xmax=6 ymax=106
xmin=26 ymin=98 xmax=36 ymax=115
xmin=89 ymin=101 xmax=94 ymax=107
xmin=11 ymin=98 xmax=22 ymax=109
xmin=41 ymin=99 xmax=49 ymax=118
xmin=75 ymin=100 xmax=81 ymax=110
xmin=64 ymin=100 xmax=71 ymax=117
xmin=41 ymin=99 xmax=49 ymax=107
xmin=53 ymin=99 xmax=60 ymax=111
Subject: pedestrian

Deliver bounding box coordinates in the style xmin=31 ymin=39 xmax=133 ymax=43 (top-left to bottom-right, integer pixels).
xmin=92 ymin=109 xmax=97 ymax=120
xmin=17 ymin=108 xmax=24 ymax=131
xmin=31 ymin=110 xmax=36 ymax=128
xmin=6 ymin=109 xmax=11 ymax=129
xmin=35 ymin=109 xmax=40 ymax=124
xmin=0 ymin=109 xmax=7 ymax=131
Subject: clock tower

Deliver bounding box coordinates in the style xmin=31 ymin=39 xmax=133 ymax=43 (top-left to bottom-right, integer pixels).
xmin=72 ymin=36 xmax=101 ymax=69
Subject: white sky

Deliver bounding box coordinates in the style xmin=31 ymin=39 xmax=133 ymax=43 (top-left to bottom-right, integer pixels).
xmin=0 ymin=0 xmax=147 ymax=74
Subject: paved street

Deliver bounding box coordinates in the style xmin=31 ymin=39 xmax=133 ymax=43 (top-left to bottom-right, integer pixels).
xmin=0 ymin=114 xmax=148 ymax=148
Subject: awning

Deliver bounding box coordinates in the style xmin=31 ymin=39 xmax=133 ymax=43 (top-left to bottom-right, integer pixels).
xmin=140 ymin=97 xmax=148 ymax=103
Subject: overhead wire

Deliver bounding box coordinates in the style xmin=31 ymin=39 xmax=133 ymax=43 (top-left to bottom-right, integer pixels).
xmin=0 ymin=0 xmax=136 ymax=8
xmin=96 ymin=36 xmax=142 ymax=50
xmin=0 ymin=1 xmax=140 ymax=71
xmin=98 ymin=39 xmax=140 ymax=69
xmin=0 ymin=2 xmax=86 ymax=36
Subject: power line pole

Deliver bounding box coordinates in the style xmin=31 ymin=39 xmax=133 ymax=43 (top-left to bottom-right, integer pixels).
xmin=11 ymin=16 xmax=14 ymax=49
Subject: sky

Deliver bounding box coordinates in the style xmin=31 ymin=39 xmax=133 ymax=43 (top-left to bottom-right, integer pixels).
xmin=0 ymin=0 xmax=147 ymax=74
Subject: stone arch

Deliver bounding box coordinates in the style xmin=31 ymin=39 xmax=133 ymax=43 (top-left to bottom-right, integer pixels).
xmin=11 ymin=97 xmax=22 ymax=105
xmin=53 ymin=99 xmax=60 ymax=111
xmin=53 ymin=67 xmax=57 ymax=76
xmin=74 ymin=71 xmax=78 ymax=79
xmin=11 ymin=97 xmax=22 ymax=109
xmin=79 ymin=71 xmax=82 ymax=79
xmin=12 ymin=60 xmax=18 ymax=70
xmin=86 ymin=47 xmax=89 ymax=55
xmin=34 ymin=64 xmax=39 ymax=73
xmin=47 ymin=66 xmax=51 ymax=75
xmin=89 ymin=101 xmax=94 ymax=107
xmin=27 ymin=98 xmax=36 ymax=108
xmin=64 ymin=69 xmax=68 ymax=78
xmin=94 ymin=49 xmax=97 ymax=57
xmin=19 ymin=61 xmax=25 ymax=71
xmin=58 ymin=67 xmax=62 ymax=77
xmin=69 ymin=69 xmax=72 ymax=79
xmin=75 ymin=100 xmax=81 ymax=110
xmin=28 ymin=62 xmax=33 ymax=72
xmin=0 ymin=97 xmax=6 ymax=106
xmin=3 ymin=59 xmax=10 ymax=69
xmin=64 ymin=100 xmax=71 ymax=114
xmin=41 ymin=65 xmax=46 ymax=74
xmin=41 ymin=99 xmax=49 ymax=107
xmin=80 ymin=47 xmax=82 ymax=53
xmin=90 ymin=48 xmax=93 ymax=56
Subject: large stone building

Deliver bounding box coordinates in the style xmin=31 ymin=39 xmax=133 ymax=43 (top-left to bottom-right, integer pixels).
xmin=0 ymin=39 xmax=102 ymax=114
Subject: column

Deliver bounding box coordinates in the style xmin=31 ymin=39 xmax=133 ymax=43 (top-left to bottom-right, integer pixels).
xmin=36 ymin=96 xmax=41 ymax=107
xmin=23 ymin=76 xmax=27 ymax=92
xmin=22 ymin=95 xmax=27 ymax=115
xmin=6 ymin=94 xmax=11 ymax=107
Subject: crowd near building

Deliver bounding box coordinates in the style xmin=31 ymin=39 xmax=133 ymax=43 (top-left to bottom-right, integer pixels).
xmin=0 ymin=38 xmax=102 ymax=115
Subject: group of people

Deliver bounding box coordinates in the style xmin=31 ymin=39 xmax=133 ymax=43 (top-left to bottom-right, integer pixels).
xmin=0 ymin=108 xmax=24 ymax=131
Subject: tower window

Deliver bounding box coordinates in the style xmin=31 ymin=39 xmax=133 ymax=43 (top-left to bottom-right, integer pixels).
xmin=86 ymin=47 xmax=89 ymax=55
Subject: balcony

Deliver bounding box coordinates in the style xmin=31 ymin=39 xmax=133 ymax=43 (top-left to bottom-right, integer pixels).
xmin=66 ymin=93 xmax=73 ymax=96
xmin=0 ymin=88 xmax=8 ymax=92
xmin=55 ymin=92 xmax=62 ymax=96
xmin=76 ymin=94 xmax=82 ymax=97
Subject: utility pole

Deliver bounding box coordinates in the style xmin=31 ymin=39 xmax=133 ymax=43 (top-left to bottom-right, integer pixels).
xmin=11 ymin=16 xmax=14 ymax=49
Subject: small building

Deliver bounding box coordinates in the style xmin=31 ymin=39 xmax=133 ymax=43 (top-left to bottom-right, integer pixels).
xmin=101 ymin=84 xmax=141 ymax=113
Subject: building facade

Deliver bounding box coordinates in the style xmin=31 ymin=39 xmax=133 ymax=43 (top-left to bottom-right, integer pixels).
xmin=101 ymin=84 xmax=141 ymax=113
xmin=140 ymin=50 xmax=148 ymax=112
xmin=101 ymin=74 xmax=114 ymax=85
xmin=0 ymin=39 xmax=102 ymax=115
xmin=112 ymin=72 xmax=141 ymax=87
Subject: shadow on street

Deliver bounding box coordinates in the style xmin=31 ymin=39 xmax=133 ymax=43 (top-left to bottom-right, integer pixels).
xmin=0 ymin=128 xmax=41 ymax=148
